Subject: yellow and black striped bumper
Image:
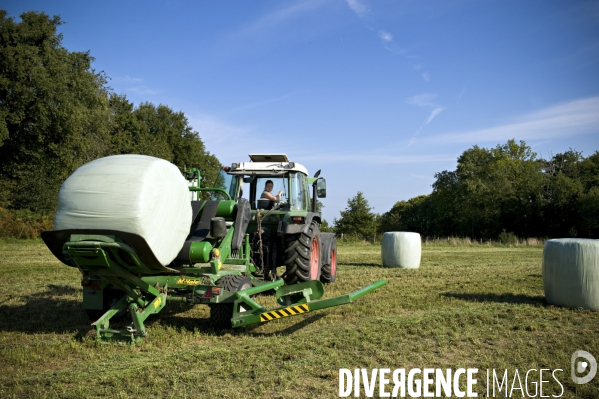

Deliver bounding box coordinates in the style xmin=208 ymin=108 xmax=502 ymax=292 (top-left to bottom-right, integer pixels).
xmin=260 ymin=303 xmax=309 ymax=322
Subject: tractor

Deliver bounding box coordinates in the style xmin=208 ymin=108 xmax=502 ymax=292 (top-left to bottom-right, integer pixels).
xmin=41 ymin=154 xmax=385 ymax=343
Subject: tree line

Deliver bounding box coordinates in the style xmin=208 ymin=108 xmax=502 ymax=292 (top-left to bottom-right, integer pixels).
xmin=335 ymin=140 xmax=599 ymax=240
xmin=0 ymin=10 xmax=221 ymax=214
xmin=2 ymin=11 xmax=597 ymax=241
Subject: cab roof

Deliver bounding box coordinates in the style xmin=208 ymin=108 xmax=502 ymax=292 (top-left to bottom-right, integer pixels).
xmin=248 ymin=154 xmax=289 ymax=162
xmin=228 ymin=154 xmax=308 ymax=176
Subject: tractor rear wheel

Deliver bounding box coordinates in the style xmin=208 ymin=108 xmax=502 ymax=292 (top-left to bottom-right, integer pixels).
xmin=209 ymin=274 xmax=252 ymax=329
xmin=320 ymin=235 xmax=337 ymax=284
xmin=283 ymin=221 xmax=321 ymax=285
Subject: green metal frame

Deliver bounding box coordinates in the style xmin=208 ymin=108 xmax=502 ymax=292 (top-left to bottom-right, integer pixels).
xmin=55 ymin=180 xmax=386 ymax=344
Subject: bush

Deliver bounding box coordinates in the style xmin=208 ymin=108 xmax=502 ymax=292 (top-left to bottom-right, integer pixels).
xmin=498 ymin=230 xmax=518 ymax=245
xmin=0 ymin=208 xmax=54 ymax=239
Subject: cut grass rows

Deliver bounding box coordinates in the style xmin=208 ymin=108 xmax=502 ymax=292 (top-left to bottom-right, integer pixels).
xmin=0 ymin=240 xmax=597 ymax=398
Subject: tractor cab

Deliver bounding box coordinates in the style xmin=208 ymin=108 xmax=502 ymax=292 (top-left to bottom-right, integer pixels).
xmin=213 ymin=153 xmax=322 ymax=213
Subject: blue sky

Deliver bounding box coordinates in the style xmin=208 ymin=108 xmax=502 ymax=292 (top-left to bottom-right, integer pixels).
xmin=4 ymin=0 xmax=599 ymax=222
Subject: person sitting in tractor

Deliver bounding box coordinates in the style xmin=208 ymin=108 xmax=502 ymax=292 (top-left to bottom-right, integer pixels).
xmin=261 ymin=180 xmax=284 ymax=203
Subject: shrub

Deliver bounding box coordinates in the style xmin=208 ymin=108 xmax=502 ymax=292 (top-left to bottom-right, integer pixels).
xmin=499 ymin=230 xmax=518 ymax=245
xmin=0 ymin=208 xmax=54 ymax=239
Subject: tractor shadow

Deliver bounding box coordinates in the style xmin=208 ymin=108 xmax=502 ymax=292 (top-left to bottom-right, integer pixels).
xmin=148 ymin=309 xmax=327 ymax=337
xmin=0 ymin=284 xmax=198 ymax=339
xmin=244 ymin=313 xmax=327 ymax=337
xmin=0 ymin=285 xmax=327 ymax=339
xmin=0 ymin=284 xmax=91 ymax=337
xmin=441 ymin=292 xmax=547 ymax=306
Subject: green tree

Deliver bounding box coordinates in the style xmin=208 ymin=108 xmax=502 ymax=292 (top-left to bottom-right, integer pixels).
xmin=427 ymin=139 xmax=545 ymax=238
xmin=0 ymin=10 xmax=112 ymax=211
xmin=131 ymin=102 xmax=221 ymax=189
xmin=334 ymin=192 xmax=378 ymax=241
xmin=382 ymin=141 xmax=599 ymax=239
xmin=380 ymin=195 xmax=431 ymax=233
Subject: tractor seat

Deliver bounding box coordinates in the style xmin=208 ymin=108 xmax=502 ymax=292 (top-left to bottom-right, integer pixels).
xmin=257 ymin=199 xmax=273 ymax=210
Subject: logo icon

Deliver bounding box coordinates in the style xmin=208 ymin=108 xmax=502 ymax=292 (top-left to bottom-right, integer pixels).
xmin=571 ymin=350 xmax=597 ymax=384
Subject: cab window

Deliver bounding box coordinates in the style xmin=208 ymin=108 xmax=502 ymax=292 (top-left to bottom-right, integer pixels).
xmin=290 ymin=173 xmax=307 ymax=210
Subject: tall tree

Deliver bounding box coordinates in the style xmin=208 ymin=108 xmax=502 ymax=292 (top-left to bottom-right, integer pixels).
xmin=334 ymin=192 xmax=378 ymax=241
xmin=0 ymin=11 xmax=111 ymax=211
xmin=0 ymin=11 xmax=222 ymax=212
xmin=380 ymin=141 xmax=599 ymax=239
xmin=131 ymin=102 xmax=221 ymax=189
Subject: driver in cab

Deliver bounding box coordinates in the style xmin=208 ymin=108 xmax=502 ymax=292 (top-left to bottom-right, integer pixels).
xmin=261 ymin=180 xmax=284 ymax=203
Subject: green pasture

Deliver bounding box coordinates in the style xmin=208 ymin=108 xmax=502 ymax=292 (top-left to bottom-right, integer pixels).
xmin=0 ymin=240 xmax=597 ymax=398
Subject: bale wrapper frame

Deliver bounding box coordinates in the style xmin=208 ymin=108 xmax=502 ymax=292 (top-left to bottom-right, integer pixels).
xmin=41 ymin=155 xmax=385 ymax=344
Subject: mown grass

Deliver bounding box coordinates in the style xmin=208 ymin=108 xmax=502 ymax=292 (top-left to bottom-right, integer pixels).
xmin=0 ymin=239 xmax=597 ymax=398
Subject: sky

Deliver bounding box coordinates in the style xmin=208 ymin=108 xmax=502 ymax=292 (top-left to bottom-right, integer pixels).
xmin=4 ymin=0 xmax=599 ymax=222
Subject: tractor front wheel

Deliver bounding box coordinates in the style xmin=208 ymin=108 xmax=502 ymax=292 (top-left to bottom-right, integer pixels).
xmin=283 ymin=221 xmax=321 ymax=285
xmin=209 ymin=274 xmax=252 ymax=330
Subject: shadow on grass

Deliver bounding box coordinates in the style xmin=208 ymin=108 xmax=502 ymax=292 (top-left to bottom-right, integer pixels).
xmin=246 ymin=313 xmax=326 ymax=337
xmin=341 ymin=262 xmax=384 ymax=267
xmin=441 ymin=292 xmax=546 ymax=306
xmin=0 ymin=284 xmax=90 ymax=336
xmin=0 ymin=284 xmax=329 ymax=340
xmin=244 ymin=313 xmax=327 ymax=337
xmin=0 ymin=284 xmax=207 ymax=339
xmin=151 ymin=312 xmax=327 ymax=338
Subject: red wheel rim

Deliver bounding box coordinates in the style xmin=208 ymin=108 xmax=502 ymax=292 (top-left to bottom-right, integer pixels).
xmin=310 ymin=237 xmax=319 ymax=280
xmin=330 ymin=248 xmax=336 ymax=277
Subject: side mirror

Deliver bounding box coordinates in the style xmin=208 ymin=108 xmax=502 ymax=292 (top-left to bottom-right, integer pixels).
xmin=316 ymin=178 xmax=326 ymax=198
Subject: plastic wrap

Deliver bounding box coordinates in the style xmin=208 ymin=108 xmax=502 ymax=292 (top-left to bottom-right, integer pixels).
xmin=55 ymin=155 xmax=192 ymax=266
xmin=543 ymin=238 xmax=599 ymax=310
xmin=381 ymin=232 xmax=421 ymax=269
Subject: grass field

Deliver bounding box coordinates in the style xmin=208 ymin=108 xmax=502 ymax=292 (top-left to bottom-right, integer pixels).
xmin=0 ymin=239 xmax=597 ymax=398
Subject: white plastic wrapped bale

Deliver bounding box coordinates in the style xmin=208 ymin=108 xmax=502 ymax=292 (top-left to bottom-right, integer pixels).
xmin=542 ymin=238 xmax=599 ymax=310
xmin=55 ymin=154 xmax=192 ymax=266
xmin=381 ymin=232 xmax=421 ymax=268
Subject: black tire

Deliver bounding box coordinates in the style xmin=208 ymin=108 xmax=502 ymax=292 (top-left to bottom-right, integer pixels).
xmin=209 ymin=274 xmax=252 ymax=329
xmin=283 ymin=221 xmax=321 ymax=285
xmin=320 ymin=234 xmax=337 ymax=284
xmin=85 ymin=288 xmax=126 ymax=321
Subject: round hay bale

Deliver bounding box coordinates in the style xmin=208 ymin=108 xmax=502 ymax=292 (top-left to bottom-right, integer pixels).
xmin=381 ymin=232 xmax=421 ymax=268
xmin=542 ymin=238 xmax=599 ymax=310
xmin=55 ymin=154 xmax=192 ymax=266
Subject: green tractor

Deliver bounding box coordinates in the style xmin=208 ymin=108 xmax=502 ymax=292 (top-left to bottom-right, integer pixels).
xmin=41 ymin=154 xmax=385 ymax=343
xmin=213 ymin=154 xmax=336 ymax=286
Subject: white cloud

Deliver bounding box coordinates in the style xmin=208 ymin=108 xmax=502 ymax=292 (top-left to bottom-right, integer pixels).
xmin=379 ymin=30 xmax=393 ymax=42
xmin=427 ymin=96 xmax=599 ymax=144
xmin=222 ymin=0 xmax=329 ymax=46
xmin=187 ymin=112 xmax=298 ymax=163
xmin=295 ymin=151 xmax=454 ymax=165
xmin=345 ymin=0 xmax=369 ymax=18
xmin=113 ymin=75 xmax=144 ymax=83
xmin=406 ymin=94 xmax=446 ymax=136
xmin=406 ymin=93 xmax=439 ymax=107
xmin=126 ymin=86 xmax=158 ymax=96
xmin=223 ymin=92 xmax=301 ymax=114
xmin=425 ymin=107 xmax=445 ymax=125
xmin=411 ymin=173 xmax=432 ymax=180
xmin=457 ymin=84 xmax=467 ymax=101
xmin=187 ymin=114 xmax=253 ymax=161
xmin=421 ymin=72 xmax=430 ymax=82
